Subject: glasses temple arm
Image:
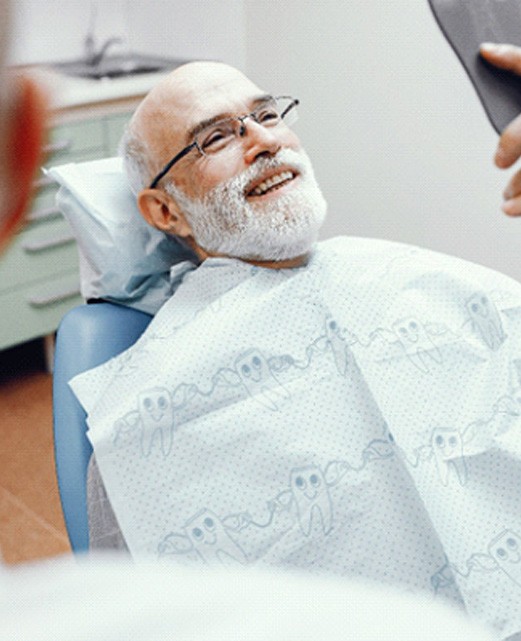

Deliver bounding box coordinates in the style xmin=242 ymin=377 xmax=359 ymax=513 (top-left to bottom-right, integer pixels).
xmin=149 ymin=142 xmax=197 ymax=189
xmin=280 ymin=98 xmax=300 ymax=120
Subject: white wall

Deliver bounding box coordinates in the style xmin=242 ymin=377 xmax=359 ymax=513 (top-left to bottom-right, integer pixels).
xmin=8 ymin=0 xmax=246 ymax=69
xmin=245 ymin=0 xmax=519 ymax=280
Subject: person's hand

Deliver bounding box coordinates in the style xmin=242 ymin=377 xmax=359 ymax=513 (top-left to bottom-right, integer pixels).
xmin=480 ymin=42 xmax=521 ymax=215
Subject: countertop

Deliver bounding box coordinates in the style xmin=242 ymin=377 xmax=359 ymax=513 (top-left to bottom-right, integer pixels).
xmin=13 ymin=65 xmax=172 ymax=110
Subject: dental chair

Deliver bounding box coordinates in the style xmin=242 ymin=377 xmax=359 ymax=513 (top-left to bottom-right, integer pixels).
xmin=48 ymin=156 xmax=194 ymax=552
xmin=52 ymin=301 xmax=152 ymax=552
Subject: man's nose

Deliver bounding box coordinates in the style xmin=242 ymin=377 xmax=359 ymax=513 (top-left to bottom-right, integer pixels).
xmin=241 ymin=119 xmax=282 ymax=164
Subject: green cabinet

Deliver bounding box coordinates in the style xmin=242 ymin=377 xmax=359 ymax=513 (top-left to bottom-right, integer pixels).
xmin=0 ymin=108 xmax=133 ymax=351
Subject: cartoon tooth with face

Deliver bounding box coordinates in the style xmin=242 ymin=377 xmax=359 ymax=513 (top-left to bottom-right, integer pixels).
xmin=184 ymin=508 xmax=248 ymax=566
xmin=290 ymin=466 xmax=333 ymax=537
xmin=391 ymin=317 xmax=442 ymax=373
xmin=235 ymin=349 xmax=290 ymax=410
xmin=430 ymin=557 xmax=456 ymax=594
xmin=325 ymin=316 xmax=350 ymax=376
xmin=138 ymin=387 xmax=175 ymax=457
xmin=465 ymin=292 xmax=506 ymax=351
xmin=431 ymin=427 xmax=467 ymax=486
xmin=363 ymin=426 xmax=395 ymax=463
xmin=488 ymin=529 xmax=521 ymax=587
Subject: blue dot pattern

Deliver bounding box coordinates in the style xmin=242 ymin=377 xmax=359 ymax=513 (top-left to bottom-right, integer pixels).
xmin=71 ymin=237 xmax=521 ymax=639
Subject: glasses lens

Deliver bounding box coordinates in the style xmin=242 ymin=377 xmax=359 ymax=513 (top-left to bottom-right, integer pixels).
xmin=194 ymin=97 xmax=299 ymax=157
xmin=252 ymin=97 xmax=299 ymax=128
xmin=195 ymin=118 xmax=238 ymax=155
xmin=251 ymin=98 xmax=281 ymax=126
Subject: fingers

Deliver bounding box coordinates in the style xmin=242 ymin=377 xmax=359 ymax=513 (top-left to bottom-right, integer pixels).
xmin=501 ymin=166 xmax=521 ymax=215
xmin=479 ymin=42 xmax=521 ymax=75
xmin=501 ymin=194 xmax=521 ymax=216
xmin=502 ymin=165 xmax=521 ymax=199
xmin=479 ymin=43 xmax=521 ymax=167
xmin=480 ymin=42 xmax=521 ymax=214
xmin=495 ymin=112 xmax=521 ymax=168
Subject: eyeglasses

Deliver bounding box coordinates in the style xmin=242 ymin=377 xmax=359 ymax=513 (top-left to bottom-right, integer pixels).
xmin=148 ymin=95 xmax=299 ymax=189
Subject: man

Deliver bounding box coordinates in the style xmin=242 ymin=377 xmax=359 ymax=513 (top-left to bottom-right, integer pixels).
xmin=122 ymin=61 xmax=326 ymax=268
xmin=75 ymin=60 xmax=521 ymax=640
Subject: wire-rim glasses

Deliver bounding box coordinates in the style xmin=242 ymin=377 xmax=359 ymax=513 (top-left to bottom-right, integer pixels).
xmin=148 ymin=95 xmax=299 ymax=189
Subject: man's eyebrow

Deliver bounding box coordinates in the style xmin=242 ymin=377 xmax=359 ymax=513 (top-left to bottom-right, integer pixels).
xmin=186 ymin=94 xmax=274 ymax=143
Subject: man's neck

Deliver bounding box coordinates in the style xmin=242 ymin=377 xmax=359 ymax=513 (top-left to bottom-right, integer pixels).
xmin=188 ymin=239 xmax=310 ymax=270
xmin=242 ymin=254 xmax=310 ymax=269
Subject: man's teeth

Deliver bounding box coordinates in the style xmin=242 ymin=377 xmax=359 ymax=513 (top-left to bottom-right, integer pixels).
xmin=251 ymin=171 xmax=294 ymax=196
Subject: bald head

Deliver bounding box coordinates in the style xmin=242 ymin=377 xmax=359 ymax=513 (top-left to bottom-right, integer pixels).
xmin=134 ymin=62 xmax=261 ymax=144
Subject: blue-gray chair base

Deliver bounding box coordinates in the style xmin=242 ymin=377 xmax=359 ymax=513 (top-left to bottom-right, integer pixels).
xmin=52 ymin=302 xmax=152 ymax=552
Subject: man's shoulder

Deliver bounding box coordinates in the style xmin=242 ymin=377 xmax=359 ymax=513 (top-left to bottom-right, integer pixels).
xmin=317 ymin=235 xmax=411 ymax=255
xmin=315 ymin=235 xmax=521 ymax=299
xmin=315 ymin=236 xmax=419 ymax=269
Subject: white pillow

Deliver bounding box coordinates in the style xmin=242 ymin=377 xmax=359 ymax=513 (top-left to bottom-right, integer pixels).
xmin=47 ymin=157 xmax=196 ymax=315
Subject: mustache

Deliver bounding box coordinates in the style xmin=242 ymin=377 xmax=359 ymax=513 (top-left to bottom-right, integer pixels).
xmin=210 ymin=149 xmax=311 ymax=198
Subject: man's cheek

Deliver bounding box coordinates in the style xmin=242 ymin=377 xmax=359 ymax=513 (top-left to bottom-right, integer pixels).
xmin=192 ymin=156 xmax=244 ymax=199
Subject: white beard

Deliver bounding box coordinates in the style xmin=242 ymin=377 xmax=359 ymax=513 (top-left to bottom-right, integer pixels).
xmin=165 ymin=148 xmax=327 ymax=261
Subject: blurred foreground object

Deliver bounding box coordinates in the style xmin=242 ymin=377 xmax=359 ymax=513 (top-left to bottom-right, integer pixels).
xmin=0 ymin=557 xmax=493 ymax=641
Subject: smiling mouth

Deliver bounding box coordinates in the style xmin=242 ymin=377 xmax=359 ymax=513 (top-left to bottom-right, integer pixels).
xmin=247 ymin=170 xmax=298 ymax=198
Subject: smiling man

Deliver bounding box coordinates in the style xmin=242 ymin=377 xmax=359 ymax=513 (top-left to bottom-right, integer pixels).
xmin=77 ymin=61 xmax=521 ymax=640
xmin=122 ymin=61 xmax=327 ymax=267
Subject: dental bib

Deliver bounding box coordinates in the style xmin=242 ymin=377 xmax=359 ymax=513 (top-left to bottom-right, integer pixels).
xmin=71 ymin=236 xmax=521 ymax=639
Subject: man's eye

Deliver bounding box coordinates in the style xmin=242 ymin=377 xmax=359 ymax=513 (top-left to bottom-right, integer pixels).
xmin=201 ymin=128 xmax=233 ymax=151
xmin=256 ymin=108 xmax=279 ymax=124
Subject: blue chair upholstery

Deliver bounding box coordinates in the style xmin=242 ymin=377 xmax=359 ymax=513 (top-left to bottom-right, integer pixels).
xmin=52 ymin=302 xmax=152 ymax=552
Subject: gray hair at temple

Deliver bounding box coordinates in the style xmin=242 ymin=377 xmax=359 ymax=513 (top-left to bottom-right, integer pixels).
xmin=119 ymin=123 xmax=154 ymax=196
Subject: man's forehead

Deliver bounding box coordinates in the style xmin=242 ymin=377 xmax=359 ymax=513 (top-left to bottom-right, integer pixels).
xmin=173 ymin=61 xmax=260 ymax=93
xmin=141 ymin=63 xmax=264 ymax=132
xmin=171 ymin=64 xmax=264 ymax=120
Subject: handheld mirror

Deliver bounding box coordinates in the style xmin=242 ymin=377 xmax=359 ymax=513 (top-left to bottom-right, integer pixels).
xmin=428 ymin=0 xmax=521 ymax=133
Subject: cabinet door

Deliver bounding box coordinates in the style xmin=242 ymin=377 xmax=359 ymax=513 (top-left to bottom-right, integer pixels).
xmin=0 ymin=112 xmax=132 ymax=350
xmin=0 ymin=274 xmax=82 ymax=350
xmin=0 ymin=217 xmax=78 ymax=293
xmin=47 ymin=119 xmax=105 ymax=162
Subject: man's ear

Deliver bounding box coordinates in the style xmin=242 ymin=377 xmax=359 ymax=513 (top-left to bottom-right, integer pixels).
xmin=0 ymin=75 xmax=47 ymax=250
xmin=137 ymin=188 xmax=193 ymax=238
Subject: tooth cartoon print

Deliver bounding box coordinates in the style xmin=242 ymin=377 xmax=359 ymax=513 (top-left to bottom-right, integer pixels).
xmin=488 ymin=530 xmax=521 ymax=587
xmin=138 ymin=387 xmax=175 ymax=457
xmin=465 ymin=292 xmax=506 ymax=351
xmin=290 ymin=466 xmax=334 ymax=537
xmin=235 ymin=349 xmax=290 ymax=410
xmin=184 ymin=508 xmax=248 ymax=566
xmin=362 ymin=425 xmax=396 ymax=463
xmin=430 ymin=557 xmax=457 ymax=594
xmin=391 ymin=317 xmax=443 ymax=373
xmin=325 ymin=316 xmax=350 ymax=376
xmin=431 ymin=427 xmax=468 ymax=486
